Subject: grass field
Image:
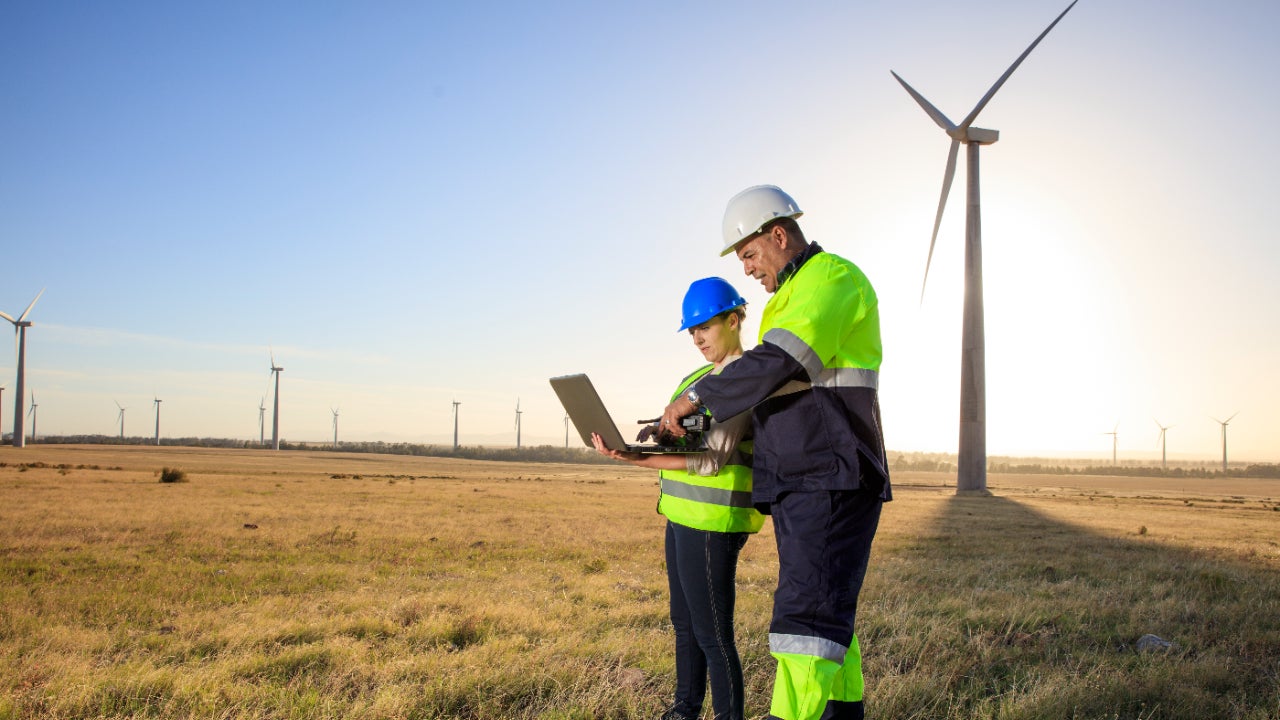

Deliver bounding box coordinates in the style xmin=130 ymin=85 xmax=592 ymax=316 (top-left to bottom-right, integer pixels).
xmin=1 ymin=445 xmax=1277 ymax=719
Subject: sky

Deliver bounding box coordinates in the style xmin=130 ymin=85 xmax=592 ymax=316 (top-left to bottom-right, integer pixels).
xmin=2 ymin=0 xmax=1277 ymax=463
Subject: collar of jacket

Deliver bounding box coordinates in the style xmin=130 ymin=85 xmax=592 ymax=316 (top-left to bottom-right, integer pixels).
xmin=774 ymin=242 xmax=824 ymax=289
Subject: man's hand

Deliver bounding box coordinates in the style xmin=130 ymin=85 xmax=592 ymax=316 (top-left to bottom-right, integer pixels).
xmin=659 ymin=397 xmax=698 ymax=439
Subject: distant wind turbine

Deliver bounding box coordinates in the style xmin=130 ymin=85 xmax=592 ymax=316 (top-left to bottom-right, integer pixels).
xmin=115 ymin=401 xmax=128 ymax=439
xmin=269 ymin=351 xmax=283 ymax=451
xmin=258 ymin=397 xmax=266 ymax=446
xmin=514 ymin=399 xmax=522 ymax=449
xmin=331 ymin=407 xmax=340 ymax=448
xmin=1 ymin=288 xmax=45 ymax=448
xmin=892 ymin=1 xmax=1078 ymax=493
xmin=1103 ymin=422 xmax=1118 ymax=465
xmin=0 ymin=384 xmax=5 ymax=441
xmin=564 ymin=413 xmax=570 ymax=449
xmin=1211 ymin=413 xmax=1238 ymax=474
xmin=27 ymin=393 xmax=37 ymax=443
xmin=452 ymin=400 xmax=461 ymax=451
xmin=153 ymin=398 xmax=162 ymax=446
xmin=1154 ymin=419 xmax=1173 ymax=470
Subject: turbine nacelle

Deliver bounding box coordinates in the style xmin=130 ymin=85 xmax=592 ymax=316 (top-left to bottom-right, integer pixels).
xmin=964 ymin=127 xmax=1000 ymax=145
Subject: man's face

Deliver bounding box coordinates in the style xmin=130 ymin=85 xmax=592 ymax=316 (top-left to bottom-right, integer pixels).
xmin=733 ymin=227 xmax=790 ymax=294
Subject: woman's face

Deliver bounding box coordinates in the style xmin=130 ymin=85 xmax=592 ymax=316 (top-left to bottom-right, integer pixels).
xmin=688 ymin=313 xmax=741 ymax=365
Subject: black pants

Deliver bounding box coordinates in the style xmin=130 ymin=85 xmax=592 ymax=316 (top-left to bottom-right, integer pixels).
xmin=666 ymin=521 xmax=751 ymax=720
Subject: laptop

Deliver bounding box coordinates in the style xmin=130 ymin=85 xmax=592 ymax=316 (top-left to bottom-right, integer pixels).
xmin=550 ymin=373 xmax=708 ymax=454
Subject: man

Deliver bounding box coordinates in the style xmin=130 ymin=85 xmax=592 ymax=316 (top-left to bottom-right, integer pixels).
xmin=659 ymin=185 xmax=891 ymax=720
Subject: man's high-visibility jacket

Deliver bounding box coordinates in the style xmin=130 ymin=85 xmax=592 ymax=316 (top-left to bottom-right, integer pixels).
xmin=658 ymin=364 xmax=765 ymax=534
xmin=694 ymin=242 xmax=892 ymax=506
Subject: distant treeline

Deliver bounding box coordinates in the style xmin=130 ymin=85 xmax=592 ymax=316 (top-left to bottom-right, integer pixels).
xmin=986 ymin=461 xmax=1280 ymax=479
xmin=892 ymin=451 xmax=1280 ymax=479
xmin=12 ymin=435 xmax=617 ymax=465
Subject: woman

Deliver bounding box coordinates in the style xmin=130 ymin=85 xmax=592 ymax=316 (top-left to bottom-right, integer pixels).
xmin=592 ymin=277 xmax=764 ymax=720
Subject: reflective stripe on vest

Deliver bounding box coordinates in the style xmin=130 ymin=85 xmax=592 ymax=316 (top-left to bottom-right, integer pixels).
xmin=660 ymin=474 xmax=754 ymax=509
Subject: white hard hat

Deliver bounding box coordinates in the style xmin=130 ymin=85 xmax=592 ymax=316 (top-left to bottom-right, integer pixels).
xmin=720 ymin=185 xmax=804 ymax=256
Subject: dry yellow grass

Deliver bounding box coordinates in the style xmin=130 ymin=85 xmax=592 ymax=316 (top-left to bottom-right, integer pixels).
xmin=1 ymin=445 xmax=1277 ymax=719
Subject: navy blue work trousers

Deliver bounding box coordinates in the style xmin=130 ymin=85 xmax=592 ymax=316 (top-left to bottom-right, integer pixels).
xmin=665 ymin=520 xmax=751 ymax=720
xmin=770 ymin=489 xmax=883 ymax=720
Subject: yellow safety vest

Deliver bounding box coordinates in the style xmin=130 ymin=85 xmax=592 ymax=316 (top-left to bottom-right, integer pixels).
xmin=658 ymin=364 xmax=764 ymax=534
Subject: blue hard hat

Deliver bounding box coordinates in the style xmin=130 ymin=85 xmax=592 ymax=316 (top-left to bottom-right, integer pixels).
xmin=679 ymin=277 xmax=746 ymax=332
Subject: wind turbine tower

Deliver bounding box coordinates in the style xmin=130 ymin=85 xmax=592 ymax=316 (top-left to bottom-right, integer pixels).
xmin=452 ymin=400 xmax=461 ymax=451
xmin=115 ymin=401 xmax=127 ymax=439
xmin=1154 ymin=420 xmax=1173 ymax=471
xmin=2 ymin=288 xmax=45 ymax=448
xmin=270 ymin=352 xmax=283 ymax=451
xmin=892 ymin=2 xmax=1078 ymax=494
xmin=564 ymin=413 xmax=570 ymax=449
xmin=0 ymin=385 xmax=5 ymax=440
xmin=1211 ymin=413 xmax=1238 ymax=474
xmin=153 ymin=398 xmax=162 ymax=446
xmin=514 ymin=399 xmax=522 ymax=449
xmin=258 ymin=397 xmax=266 ymax=446
xmin=331 ymin=407 xmax=340 ymax=448
xmin=1103 ymin=423 xmax=1118 ymax=465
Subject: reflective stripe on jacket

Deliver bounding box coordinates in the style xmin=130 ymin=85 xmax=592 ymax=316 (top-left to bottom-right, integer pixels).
xmin=658 ymin=364 xmax=764 ymax=534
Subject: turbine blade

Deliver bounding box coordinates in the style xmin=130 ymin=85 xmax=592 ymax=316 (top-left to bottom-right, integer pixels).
xmin=1225 ymin=411 xmax=1239 ymax=424
xmin=890 ymin=71 xmax=956 ymax=132
xmin=0 ymin=310 xmax=14 ymax=324
xmin=921 ymin=138 xmax=960 ymax=301
xmin=17 ymin=288 xmax=46 ymax=323
xmin=957 ymin=0 xmax=1079 ymax=131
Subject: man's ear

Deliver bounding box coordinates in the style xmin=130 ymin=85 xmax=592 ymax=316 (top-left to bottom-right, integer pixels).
xmin=768 ymin=223 xmax=790 ymax=251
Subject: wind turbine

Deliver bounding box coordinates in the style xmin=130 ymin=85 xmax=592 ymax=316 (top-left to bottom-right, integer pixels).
xmin=153 ymin=397 xmax=162 ymax=446
xmin=564 ymin=413 xmax=570 ymax=449
xmin=1 ymin=288 xmax=45 ymax=448
xmin=1103 ymin=422 xmax=1118 ymax=465
xmin=1154 ymin=419 xmax=1173 ymax=471
xmin=269 ymin=351 xmax=283 ymax=451
xmin=451 ymin=400 xmax=461 ymax=451
xmin=331 ymin=407 xmax=340 ymax=448
xmin=115 ymin=401 xmax=128 ymax=439
xmin=258 ymin=397 xmax=266 ymax=446
xmin=0 ymin=384 xmax=5 ymax=441
xmin=1208 ymin=412 xmax=1239 ymax=474
xmin=514 ymin=399 xmax=522 ymax=449
xmin=892 ymin=1 xmax=1078 ymax=494
xmin=27 ymin=392 xmax=37 ymax=443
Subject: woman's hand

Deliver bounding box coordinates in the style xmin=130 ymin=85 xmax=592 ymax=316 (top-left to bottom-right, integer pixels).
xmin=591 ymin=432 xmax=641 ymax=464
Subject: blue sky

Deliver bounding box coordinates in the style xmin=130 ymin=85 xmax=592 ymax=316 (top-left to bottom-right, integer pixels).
xmin=3 ymin=0 xmax=1277 ymax=462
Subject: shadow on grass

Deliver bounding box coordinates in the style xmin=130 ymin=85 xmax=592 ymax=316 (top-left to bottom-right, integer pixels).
xmin=862 ymin=492 xmax=1279 ymax=720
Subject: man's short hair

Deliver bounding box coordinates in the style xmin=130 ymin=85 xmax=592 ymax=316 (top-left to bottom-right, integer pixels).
xmin=762 ymin=216 xmax=807 ymax=245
